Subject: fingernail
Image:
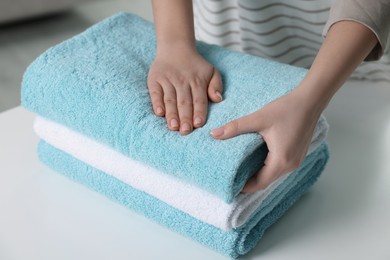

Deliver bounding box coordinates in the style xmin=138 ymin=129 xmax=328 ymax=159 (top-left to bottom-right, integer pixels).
xmin=216 ymin=91 xmax=223 ymax=101
xmin=211 ymin=127 xmax=224 ymax=137
xmin=171 ymin=119 xmax=179 ymax=128
xmin=156 ymin=107 xmax=163 ymax=115
xmin=181 ymin=123 xmax=191 ymax=132
xmin=194 ymin=116 xmax=202 ymax=126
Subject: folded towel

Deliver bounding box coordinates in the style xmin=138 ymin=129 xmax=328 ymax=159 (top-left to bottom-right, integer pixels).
xmin=34 ymin=116 xmax=328 ymax=231
xmin=38 ymin=140 xmax=329 ymax=258
xmin=22 ymin=12 xmax=321 ymax=203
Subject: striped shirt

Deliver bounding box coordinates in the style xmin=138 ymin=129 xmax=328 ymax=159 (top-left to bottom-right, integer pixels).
xmin=193 ymin=0 xmax=390 ymax=82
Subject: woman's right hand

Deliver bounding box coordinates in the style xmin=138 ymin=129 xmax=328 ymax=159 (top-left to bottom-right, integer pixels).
xmin=147 ymin=47 xmax=223 ymax=135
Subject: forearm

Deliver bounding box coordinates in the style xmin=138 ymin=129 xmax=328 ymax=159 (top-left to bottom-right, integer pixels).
xmin=295 ymin=20 xmax=378 ymax=113
xmin=152 ymin=0 xmax=195 ymax=54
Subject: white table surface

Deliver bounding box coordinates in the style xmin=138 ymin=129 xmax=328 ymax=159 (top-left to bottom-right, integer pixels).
xmin=1 ymin=80 xmax=390 ymax=260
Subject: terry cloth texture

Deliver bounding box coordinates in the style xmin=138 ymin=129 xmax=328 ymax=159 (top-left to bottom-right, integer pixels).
xmin=22 ymin=12 xmax=325 ymax=203
xmin=34 ymin=116 xmax=328 ymax=231
xmin=38 ymin=141 xmax=329 ymax=258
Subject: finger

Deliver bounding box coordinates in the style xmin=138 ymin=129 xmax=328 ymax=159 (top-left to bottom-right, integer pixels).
xmin=211 ymin=111 xmax=262 ymax=140
xmin=242 ymin=153 xmax=282 ymax=192
xmin=175 ymin=83 xmax=193 ymax=135
xmin=191 ymin=81 xmax=208 ymax=128
xmin=147 ymin=81 xmax=165 ymax=116
xmin=161 ymin=81 xmax=180 ymax=131
xmin=207 ymin=68 xmax=223 ymax=103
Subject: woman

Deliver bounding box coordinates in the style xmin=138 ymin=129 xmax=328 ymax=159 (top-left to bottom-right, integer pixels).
xmin=147 ymin=0 xmax=390 ymax=192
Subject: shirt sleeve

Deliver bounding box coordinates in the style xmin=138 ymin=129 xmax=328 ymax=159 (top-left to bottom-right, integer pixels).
xmin=323 ymin=0 xmax=390 ymax=61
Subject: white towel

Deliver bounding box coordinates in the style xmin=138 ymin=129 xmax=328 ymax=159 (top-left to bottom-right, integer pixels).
xmin=34 ymin=116 xmax=328 ymax=231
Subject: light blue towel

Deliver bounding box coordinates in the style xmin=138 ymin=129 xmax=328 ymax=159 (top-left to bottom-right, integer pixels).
xmin=38 ymin=141 xmax=329 ymax=258
xmin=21 ymin=12 xmax=315 ymax=203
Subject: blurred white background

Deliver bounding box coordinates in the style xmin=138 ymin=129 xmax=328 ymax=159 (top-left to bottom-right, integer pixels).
xmin=0 ymin=0 xmax=153 ymax=112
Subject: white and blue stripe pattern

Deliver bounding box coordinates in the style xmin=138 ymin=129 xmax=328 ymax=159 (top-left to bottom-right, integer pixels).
xmin=194 ymin=0 xmax=390 ymax=82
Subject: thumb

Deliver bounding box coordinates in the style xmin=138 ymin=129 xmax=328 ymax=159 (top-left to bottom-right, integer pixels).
xmin=207 ymin=68 xmax=223 ymax=103
xmin=211 ymin=111 xmax=262 ymax=140
xmin=242 ymin=141 xmax=303 ymax=192
xmin=241 ymin=153 xmax=281 ymax=192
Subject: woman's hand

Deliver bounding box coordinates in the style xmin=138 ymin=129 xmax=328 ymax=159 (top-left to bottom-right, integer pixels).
xmin=211 ymin=20 xmax=379 ymax=192
xmin=211 ymin=88 xmax=322 ymax=192
xmin=148 ymin=48 xmax=223 ymax=135
xmin=150 ymin=0 xmax=222 ymax=134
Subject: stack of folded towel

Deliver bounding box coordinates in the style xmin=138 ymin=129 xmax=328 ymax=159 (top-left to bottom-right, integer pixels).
xmin=21 ymin=13 xmax=329 ymax=258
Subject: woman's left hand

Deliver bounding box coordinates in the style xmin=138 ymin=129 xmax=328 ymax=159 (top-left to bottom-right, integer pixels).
xmin=210 ymin=88 xmax=322 ymax=192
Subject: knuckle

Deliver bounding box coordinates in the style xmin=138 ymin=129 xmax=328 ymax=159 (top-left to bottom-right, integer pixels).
xmin=227 ymin=120 xmax=240 ymax=133
xmin=147 ymin=78 xmax=156 ymax=88
xmin=179 ymin=117 xmax=192 ymax=123
xmin=150 ymin=89 xmax=162 ymax=97
xmin=166 ymin=112 xmax=178 ymax=119
xmin=278 ymin=155 xmax=301 ymax=172
xmin=193 ymin=97 xmax=207 ymax=105
xmin=150 ymin=73 xmax=164 ymax=82
xmin=190 ymin=78 xmax=206 ymax=89
xmin=178 ymin=99 xmax=192 ymax=107
xmin=171 ymin=76 xmax=187 ymax=87
xmin=164 ymin=97 xmax=177 ymax=104
xmin=164 ymin=71 xmax=175 ymax=80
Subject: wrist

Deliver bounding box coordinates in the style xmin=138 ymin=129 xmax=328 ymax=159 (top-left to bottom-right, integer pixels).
xmin=292 ymin=79 xmax=333 ymax=117
xmin=155 ymin=26 xmax=196 ymax=55
xmin=156 ymin=40 xmax=197 ymax=56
